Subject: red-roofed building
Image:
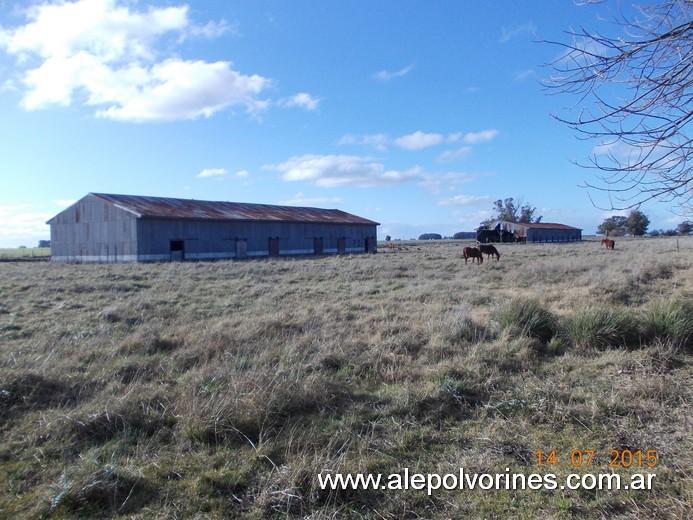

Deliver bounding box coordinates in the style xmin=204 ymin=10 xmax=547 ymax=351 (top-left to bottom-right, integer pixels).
xmin=47 ymin=193 xmax=379 ymax=262
xmin=478 ymin=221 xmax=582 ymax=243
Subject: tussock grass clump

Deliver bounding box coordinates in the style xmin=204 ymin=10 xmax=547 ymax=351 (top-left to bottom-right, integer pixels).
xmin=180 ymin=368 xmax=352 ymax=447
xmin=49 ymin=455 xmax=154 ymax=517
xmin=491 ymin=297 xmax=557 ymax=342
xmin=54 ymin=385 xmax=177 ymax=447
xmin=641 ymin=298 xmax=693 ymax=351
xmin=0 ymin=372 xmax=93 ymax=425
xmin=447 ymin=315 xmax=490 ymax=345
xmin=562 ymin=305 xmax=638 ymax=350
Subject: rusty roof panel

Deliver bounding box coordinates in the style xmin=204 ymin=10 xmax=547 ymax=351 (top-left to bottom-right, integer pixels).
xmin=91 ymin=193 xmax=379 ymax=225
xmin=515 ymin=222 xmax=582 ymax=230
xmin=494 ymin=220 xmax=581 ymax=230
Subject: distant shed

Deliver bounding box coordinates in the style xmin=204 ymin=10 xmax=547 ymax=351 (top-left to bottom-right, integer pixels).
xmin=478 ymin=221 xmax=582 ymax=243
xmin=47 ymin=193 xmax=380 ymax=262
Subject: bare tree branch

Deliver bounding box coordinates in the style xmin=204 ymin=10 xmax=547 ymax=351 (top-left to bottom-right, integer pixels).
xmin=543 ymin=0 xmax=692 ymax=214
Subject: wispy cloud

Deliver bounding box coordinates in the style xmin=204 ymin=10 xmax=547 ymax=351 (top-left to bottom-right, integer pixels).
xmin=373 ymin=64 xmax=414 ymax=82
xmin=417 ymin=171 xmax=482 ymax=194
xmin=339 ymin=130 xmax=487 ymax=152
xmin=394 ymin=131 xmax=445 ymax=150
xmin=265 ymin=154 xmax=422 ymax=188
xmin=53 ymin=198 xmax=76 ymax=208
xmin=462 ymin=129 xmax=498 ymax=144
xmin=0 ymin=203 xmax=51 ymax=246
xmin=0 ymin=0 xmax=286 ymax=122
xmin=437 ymin=146 xmax=472 ymax=163
xmin=436 ymin=194 xmax=492 ymax=206
xmin=197 ymin=168 xmax=228 ymax=178
xmin=281 ymin=193 xmax=344 ymax=206
xmin=280 ymin=92 xmax=320 ymax=110
xmin=337 ymin=133 xmax=390 ymax=151
xmin=514 ymin=69 xmax=535 ymax=81
xmin=499 ymin=22 xmax=537 ymax=43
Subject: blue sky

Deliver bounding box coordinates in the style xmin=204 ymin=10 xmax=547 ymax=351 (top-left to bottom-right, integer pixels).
xmin=0 ymin=0 xmax=686 ymax=247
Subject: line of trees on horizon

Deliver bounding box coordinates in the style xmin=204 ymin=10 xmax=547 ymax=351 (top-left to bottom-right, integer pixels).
xmin=597 ymin=209 xmax=692 ymax=237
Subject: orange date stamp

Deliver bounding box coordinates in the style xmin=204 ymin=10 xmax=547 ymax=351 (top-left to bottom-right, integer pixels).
xmin=535 ymin=449 xmax=658 ymax=468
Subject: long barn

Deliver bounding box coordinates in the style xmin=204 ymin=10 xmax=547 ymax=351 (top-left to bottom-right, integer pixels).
xmin=478 ymin=221 xmax=582 ymax=243
xmin=47 ymin=193 xmax=379 ymax=262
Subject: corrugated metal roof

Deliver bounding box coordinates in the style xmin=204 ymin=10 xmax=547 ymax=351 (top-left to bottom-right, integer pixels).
xmin=494 ymin=220 xmax=582 ymax=230
xmin=91 ymin=193 xmax=380 ymax=225
xmin=515 ymin=222 xmax=582 ymax=230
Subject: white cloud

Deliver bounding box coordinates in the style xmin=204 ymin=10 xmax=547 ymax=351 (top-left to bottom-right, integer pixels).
xmin=437 ymin=146 xmax=472 ymax=163
xmin=0 ymin=0 xmax=273 ymax=122
xmin=340 ymin=131 xmax=466 ymax=152
xmin=417 ymin=171 xmax=482 ymax=193
xmin=53 ymin=198 xmax=77 ymax=208
xmin=0 ymin=204 xmax=51 ymax=247
xmin=235 ymin=170 xmax=250 ymax=178
xmin=197 ymin=168 xmax=228 ymax=178
xmin=281 ymin=92 xmax=320 ymax=110
xmin=455 ymin=209 xmax=496 ymax=230
xmin=462 ymin=129 xmax=498 ymax=144
xmin=265 ymin=154 xmax=421 ymax=188
xmin=394 ymin=131 xmax=445 ymax=151
xmin=338 ymin=133 xmax=390 ymax=151
xmin=373 ymin=64 xmax=414 ymax=82
xmin=436 ymin=194 xmax=492 ymax=206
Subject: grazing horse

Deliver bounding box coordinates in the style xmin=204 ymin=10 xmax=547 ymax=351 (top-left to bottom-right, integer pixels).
xmin=601 ymin=239 xmax=615 ymax=250
xmin=462 ymin=246 xmax=483 ymax=264
xmin=478 ymin=244 xmax=500 ymax=261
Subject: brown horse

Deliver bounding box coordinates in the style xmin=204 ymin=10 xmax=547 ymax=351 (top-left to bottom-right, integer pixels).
xmin=601 ymin=239 xmax=615 ymax=250
xmin=462 ymin=246 xmax=483 ymax=264
xmin=478 ymin=244 xmax=500 ymax=261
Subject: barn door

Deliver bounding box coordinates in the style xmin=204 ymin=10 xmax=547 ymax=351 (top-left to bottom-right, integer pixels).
xmin=170 ymin=240 xmax=184 ymax=261
xmin=268 ymin=237 xmax=280 ymax=257
xmin=337 ymin=237 xmax=346 ymax=255
xmin=236 ymin=239 xmax=247 ymax=259
xmin=314 ymin=237 xmax=323 ymax=255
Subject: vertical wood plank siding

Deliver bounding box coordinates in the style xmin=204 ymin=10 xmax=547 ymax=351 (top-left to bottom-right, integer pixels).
xmin=49 ymin=193 xmax=378 ymax=262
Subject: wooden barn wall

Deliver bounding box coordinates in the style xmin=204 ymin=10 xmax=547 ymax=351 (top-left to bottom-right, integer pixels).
xmin=136 ymin=218 xmax=378 ymax=261
xmin=50 ymin=195 xmax=138 ymax=262
xmin=525 ymin=228 xmax=582 ymax=242
xmin=496 ymin=221 xmax=581 ymax=243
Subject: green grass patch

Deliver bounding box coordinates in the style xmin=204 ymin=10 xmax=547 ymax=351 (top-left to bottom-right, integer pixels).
xmin=0 ymin=247 xmax=50 ymax=260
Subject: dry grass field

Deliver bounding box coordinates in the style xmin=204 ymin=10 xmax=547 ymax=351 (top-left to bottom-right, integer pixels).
xmin=1 ymin=237 xmax=691 ymax=519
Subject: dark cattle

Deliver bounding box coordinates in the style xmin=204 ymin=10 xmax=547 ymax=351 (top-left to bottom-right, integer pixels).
xmin=462 ymin=246 xmax=483 ymax=264
xmin=478 ymin=244 xmax=500 ymax=261
xmin=601 ymin=239 xmax=615 ymax=250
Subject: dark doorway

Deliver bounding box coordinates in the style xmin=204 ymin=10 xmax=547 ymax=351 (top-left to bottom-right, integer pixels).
xmin=268 ymin=237 xmax=280 ymax=257
xmin=365 ymin=237 xmax=376 ymax=253
xmin=314 ymin=237 xmax=323 ymax=255
xmin=337 ymin=237 xmax=346 ymax=255
xmin=170 ymin=240 xmax=184 ymax=261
